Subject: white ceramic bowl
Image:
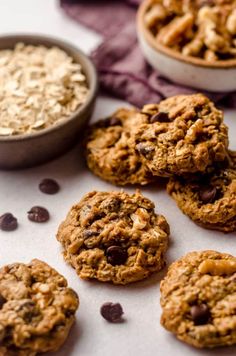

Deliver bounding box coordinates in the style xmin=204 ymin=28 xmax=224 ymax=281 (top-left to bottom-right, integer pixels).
xmin=137 ymin=0 xmax=236 ymax=92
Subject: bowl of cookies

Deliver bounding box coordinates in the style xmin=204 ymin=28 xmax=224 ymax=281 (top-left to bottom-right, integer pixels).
xmin=0 ymin=34 xmax=97 ymax=169
xmin=137 ymin=0 xmax=236 ymax=92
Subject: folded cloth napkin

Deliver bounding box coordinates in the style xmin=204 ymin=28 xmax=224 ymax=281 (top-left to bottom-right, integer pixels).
xmin=60 ymin=0 xmax=236 ymax=108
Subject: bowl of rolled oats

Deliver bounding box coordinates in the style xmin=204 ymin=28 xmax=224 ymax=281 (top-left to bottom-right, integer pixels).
xmin=137 ymin=0 xmax=236 ymax=91
xmin=0 ymin=34 xmax=97 ymax=169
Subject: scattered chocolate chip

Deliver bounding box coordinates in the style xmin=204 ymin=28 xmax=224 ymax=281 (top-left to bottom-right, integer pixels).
xmin=136 ymin=143 xmax=155 ymax=157
xmin=0 ymin=294 xmax=6 ymax=309
xmin=190 ymin=304 xmax=211 ymax=325
xmin=27 ymin=206 xmax=49 ymax=223
xmin=199 ymin=186 xmax=217 ymax=204
xmin=100 ymin=302 xmax=124 ymax=323
xmin=106 ymin=246 xmax=128 ymax=266
xmin=0 ymin=213 xmax=18 ymax=231
xmin=39 ymin=178 xmax=60 ymax=194
xmin=150 ymin=112 xmax=170 ymax=123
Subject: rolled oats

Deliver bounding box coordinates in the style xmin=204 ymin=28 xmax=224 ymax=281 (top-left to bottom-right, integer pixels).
xmin=145 ymin=0 xmax=236 ymax=62
xmin=0 ymin=43 xmax=89 ymax=136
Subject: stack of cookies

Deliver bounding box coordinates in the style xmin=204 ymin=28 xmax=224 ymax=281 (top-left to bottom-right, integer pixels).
xmin=85 ymin=93 xmax=236 ymax=233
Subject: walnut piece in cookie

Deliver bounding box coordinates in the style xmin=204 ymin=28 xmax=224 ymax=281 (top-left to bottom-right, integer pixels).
xmin=167 ymin=150 xmax=236 ymax=232
xmin=160 ymin=250 xmax=236 ymax=348
xmin=56 ymin=190 xmax=170 ymax=285
xmin=0 ymin=259 xmax=79 ymax=356
xmin=132 ymin=94 xmax=228 ymax=177
xmin=85 ymin=108 xmax=154 ymax=186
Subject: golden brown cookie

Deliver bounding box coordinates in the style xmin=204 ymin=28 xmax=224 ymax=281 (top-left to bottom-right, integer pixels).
xmin=167 ymin=151 xmax=236 ymax=232
xmin=161 ymin=250 xmax=236 ymax=348
xmin=0 ymin=259 xmax=79 ymax=356
xmin=57 ymin=190 xmax=170 ymax=285
xmin=85 ymin=108 xmax=154 ymax=186
xmin=132 ymin=94 xmax=228 ymax=177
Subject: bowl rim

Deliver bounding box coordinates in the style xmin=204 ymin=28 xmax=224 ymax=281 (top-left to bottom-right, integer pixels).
xmin=0 ymin=33 xmax=98 ymax=142
xmin=137 ymin=0 xmax=236 ymax=69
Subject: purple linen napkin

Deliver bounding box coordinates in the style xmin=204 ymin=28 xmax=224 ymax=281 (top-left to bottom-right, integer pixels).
xmin=61 ymin=0 xmax=236 ymax=108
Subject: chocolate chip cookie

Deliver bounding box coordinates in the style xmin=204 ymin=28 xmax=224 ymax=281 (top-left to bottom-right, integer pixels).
xmin=85 ymin=108 xmax=154 ymax=186
xmin=167 ymin=151 xmax=236 ymax=232
xmin=0 ymin=259 xmax=79 ymax=355
xmin=161 ymin=250 xmax=236 ymax=348
xmin=132 ymin=94 xmax=228 ymax=177
xmin=57 ymin=190 xmax=170 ymax=284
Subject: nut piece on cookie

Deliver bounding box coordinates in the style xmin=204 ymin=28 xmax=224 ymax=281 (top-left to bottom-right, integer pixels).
xmin=132 ymin=94 xmax=228 ymax=177
xmin=56 ymin=190 xmax=170 ymax=285
xmin=167 ymin=150 xmax=236 ymax=233
xmin=0 ymin=259 xmax=79 ymax=356
xmin=160 ymin=250 xmax=236 ymax=348
xmin=85 ymin=108 xmax=154 ymax=186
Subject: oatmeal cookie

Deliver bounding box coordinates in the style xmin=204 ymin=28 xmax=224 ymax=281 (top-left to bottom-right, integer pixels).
xmin=161 ymin=250 xmax=236 ymax=348
xmin=0 ymin=259 xmax=79 ymax=355
xmin=57 ymin=190 xmax=170 ymax=284
xmin=132 ymin=94 xmax=228 ymax=177
xmin=167 ymin=151 xmax=236 ymax=232
xmin=85 ymin=108 xmax=154 ymax=186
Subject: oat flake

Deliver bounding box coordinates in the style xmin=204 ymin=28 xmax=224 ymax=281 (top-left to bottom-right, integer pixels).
xmin=0 ymin=43 xmax=89 ymax=136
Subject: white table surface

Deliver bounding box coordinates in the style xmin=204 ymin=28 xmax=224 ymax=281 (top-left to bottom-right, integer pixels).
xmin=0 ymin=1 xmax=236 ymax=356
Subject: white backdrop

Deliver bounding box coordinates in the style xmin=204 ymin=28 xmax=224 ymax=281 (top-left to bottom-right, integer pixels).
xmin=0 ymin=1 xmax=236 ymax=356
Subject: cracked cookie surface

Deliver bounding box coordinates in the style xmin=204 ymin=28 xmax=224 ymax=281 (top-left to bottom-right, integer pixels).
xmin=167 ymin=151 xmax=236 ymax=232
xmin=57 ymin=190 xmax=170 ymax=284
xmin=161 ymin=250 xmax=236 ymax=348
xmin=132 ymin=94 xmax=228 ymax=177
xmin=85 ymin=108 xmax=154 ymax=186
xmin=0 ymin=259 xmax=79 ymax=356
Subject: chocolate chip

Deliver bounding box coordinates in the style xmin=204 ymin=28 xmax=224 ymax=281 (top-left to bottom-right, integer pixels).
xmin=39 ymin=178 xmax=60 ymax=194
xmin=83 ymin=230 xmax=99 ymax=239
xmin=101 ymin=117 xmax=122 ymax=127
xmin=190 ymin=304 xmax=211 ymax=325
xmin=106 ymin=246 xmax=128 ymax=266
xmin=0 ymin=294 xmax=6 ymax=309
xmin=100 ymin=302 xmax=124 ymax=323
xmin=109 ymin=117 xmax=122 ymax=126
xmin=136 ymin=143 xmax=155 ymax=157
xmin=0 ymin=213 xmax=18 ymax=231
xmin=18 ymin=301 xmax=36 ymax=322
xmin=199 ymin=186 xmax=217 ymax=204
xmin=102 ymin=198 xmax=121 ymax=212
xmin=27 ymin=206 xmax=49 ymax=223
xmin=150 ymin=112 xmax=170 ymax=123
